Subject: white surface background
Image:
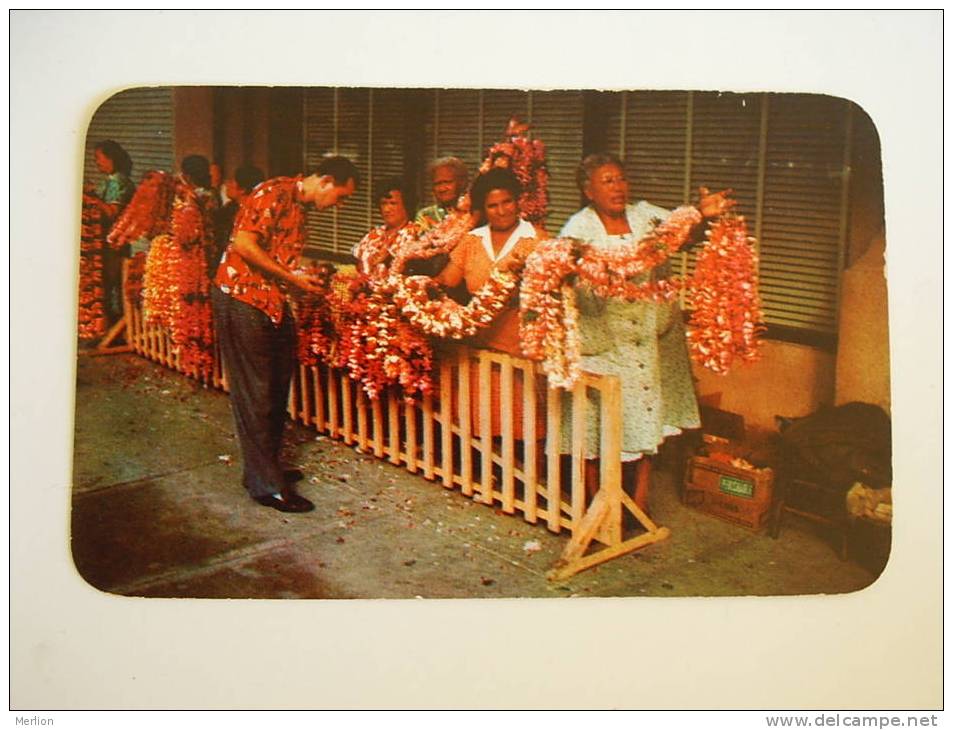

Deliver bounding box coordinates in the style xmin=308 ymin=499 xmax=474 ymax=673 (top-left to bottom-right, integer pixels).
xmin=8 ymin=9 xmax=943 ymax=714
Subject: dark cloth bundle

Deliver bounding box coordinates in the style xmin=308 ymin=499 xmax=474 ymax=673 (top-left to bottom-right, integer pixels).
xmin=777 ymin=402 xmax=892 ymax=492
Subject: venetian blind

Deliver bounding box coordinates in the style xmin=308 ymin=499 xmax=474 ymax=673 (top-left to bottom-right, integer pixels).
xmin=84 ymin=87 xmax=174 ymax=187
xmin=614 ymin=91 xmax=691 ymax=210
xmin=334 ymin=88 xmax=371 ymax=256
xmin=302 ymin=87 xmax=336 ymax=254
xmin=759 ymin=94 xmax=849 ymax=333
xmin=529 ymin=90 xmax=585 ymax=235
xmin=432 ymin=89 xmax=482 ymax=178
xmin=606 ymin=90 xmax=850 ymax=336
xmin=303 ymin=87 xmax=414 ymax=257
xmin=685 ymin=91 xmax=764 ymax=280
xmin=481 ymin=88 xmax=529 ymax=156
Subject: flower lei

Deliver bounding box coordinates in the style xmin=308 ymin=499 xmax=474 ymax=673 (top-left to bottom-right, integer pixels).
xmin=519 ymin=203 xmax=763 ymax=388
xmin=141 ymin=175 xmax=216 ymax=374
xmin=575 ymin=206 xmax=701 ymax=299
xmin=124 ymin=251 xmax=147 ymax=305
xmin=335 ymin=274 xmax=436 ymax=401
xmin=479 ymin=120 xmax=549 ymax=223
xmin=686 ymin=214 xmax=764 ymax=373
xmin=107 ymin=170 xmax=175 ymax=248
xmin=518 ymin=238 xmax=580 ymax=388
xmin=302 ymin=118 xmax=548 ymax=396
xmin=391 ymin=269 xmax=518 ymax=339
xmin=78 ymin=193 xmax=107 ymax=340
xmin=290 ymin=212 xmax=519 ymax=401
xmin=389 ymin=205 xmax=474 ymax=274
xmin=354 ymin=221 xmax=421 ymax=280
xmin=289 ymin=263 xmax=340 ymax=368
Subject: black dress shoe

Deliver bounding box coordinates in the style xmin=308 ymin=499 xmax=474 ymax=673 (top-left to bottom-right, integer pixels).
xmin=253 ymin=491 xmax=315 ymax=513
xmin=283 ymin=468 xmax=305 ymax=484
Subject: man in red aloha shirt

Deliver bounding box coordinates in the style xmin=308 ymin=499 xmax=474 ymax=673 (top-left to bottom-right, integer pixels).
xmin=211 ymin=156 xmax=360 ymax=513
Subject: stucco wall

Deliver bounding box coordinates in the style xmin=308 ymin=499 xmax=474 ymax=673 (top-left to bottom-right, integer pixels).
xmin=834 ymin=231 xmax=890 ymax=411
xmin=693 ymin=340 xmax=836 ymax=432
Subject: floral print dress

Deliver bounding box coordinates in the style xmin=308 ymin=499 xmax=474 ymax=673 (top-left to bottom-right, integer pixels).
xmin=559 ymin=203 xmax=700 ymax=460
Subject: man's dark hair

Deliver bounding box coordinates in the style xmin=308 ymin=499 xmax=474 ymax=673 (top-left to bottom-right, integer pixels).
xmin=373 ymin=176 xmax=415 ymax=215
xmin=470 ymin=167 xmax=522 ymax=215
xmin=181 ymin=154 xmax=211 ymax=189
xmin=314 ymin=155 xmax=361 ymax=189
xmin=95 ymin=140 xmax=133 ymax=177
xmin=576 ymin=152 xmax=626 ymax=193
xmin=235 ymin=164 xmax=264 ymax=195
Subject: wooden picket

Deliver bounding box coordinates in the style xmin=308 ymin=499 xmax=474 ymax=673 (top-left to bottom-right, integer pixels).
xmin=122 ymin=296 xmax=671 ymax=579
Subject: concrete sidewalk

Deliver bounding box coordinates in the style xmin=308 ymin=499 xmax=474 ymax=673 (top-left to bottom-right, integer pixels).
xmin=71 ymin=353 xmax=881 ymax=599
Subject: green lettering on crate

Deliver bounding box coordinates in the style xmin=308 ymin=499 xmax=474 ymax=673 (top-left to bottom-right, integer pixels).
xmin=719 ymin=475 xmax=754 ymax=499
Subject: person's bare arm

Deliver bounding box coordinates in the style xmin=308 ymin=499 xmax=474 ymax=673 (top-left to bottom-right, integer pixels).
xmin=434 ymin=258 xmax=465 ymax=288
xmin=232 ymin=230 xmax=326 ymax=294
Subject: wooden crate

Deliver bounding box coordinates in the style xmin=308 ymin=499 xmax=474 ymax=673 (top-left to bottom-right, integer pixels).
xmin=684 ymin=455 xmax=775 ymax=530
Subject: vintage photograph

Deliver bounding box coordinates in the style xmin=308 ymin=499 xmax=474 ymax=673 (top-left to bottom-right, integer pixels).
xmin=12 ymin=9 xmax=940 ymax=715
xmin=72 ymin=84 xmax=892 ymax=598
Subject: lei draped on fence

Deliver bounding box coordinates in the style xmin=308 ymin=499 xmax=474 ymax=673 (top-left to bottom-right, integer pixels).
xmin=78 ymin=193 xmax=107 ymax=340
xmin=115 ymin=173 xmax=218 ymax=373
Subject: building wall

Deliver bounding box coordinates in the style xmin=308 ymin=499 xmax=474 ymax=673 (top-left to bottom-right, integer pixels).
xmin=834 ymin=106 xmax=890 ymax=412
xmin=693 ymin=341 xmax=836 ymax=432
xmin=172 ymin=88 xmax=214 ymax=168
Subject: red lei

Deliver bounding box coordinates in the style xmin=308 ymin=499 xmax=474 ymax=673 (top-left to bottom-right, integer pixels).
xmin=479 ymin=132 xmax=549 ymax=223
xmin=686 ymin=215 xmax=765 ymax=373
xmin=78 ymin=193 xmax=107 ymax=340
xmin=142 ymin=176 xmax=217 ymax=373
xmin=108 ymin=171 xmax=175 ymax=248
xmin=519 ymin=204 xmax=764 ymax=388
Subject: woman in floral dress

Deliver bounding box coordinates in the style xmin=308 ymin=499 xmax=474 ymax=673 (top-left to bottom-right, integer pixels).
xmin=560 ymin=153 xmax=731 ymax=512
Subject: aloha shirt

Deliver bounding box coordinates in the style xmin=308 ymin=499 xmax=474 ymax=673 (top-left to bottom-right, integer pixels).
xmin=214 ymin=176 xmax=306 ymax=324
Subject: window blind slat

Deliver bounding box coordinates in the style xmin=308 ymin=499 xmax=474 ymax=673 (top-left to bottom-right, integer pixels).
xmin=528 ymin=90 xmax=584 ymax=234
xmin=303 ymin=88 xmax=337 ymax=255
xmin=85 ymin=87 xmax=174 ymax=187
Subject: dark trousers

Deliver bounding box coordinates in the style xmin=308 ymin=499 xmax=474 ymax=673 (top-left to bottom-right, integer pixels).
xmin=211 ymin=287 xmax=296 ymax=498
xmin=102 ymin=246 xmax=127 ymax=325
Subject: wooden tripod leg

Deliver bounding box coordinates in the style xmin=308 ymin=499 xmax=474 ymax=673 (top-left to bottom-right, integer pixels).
xmin=96 ymin=317 xmax=127 ymax=349
xmin=547 ymin=488 xmax=671 ymax=581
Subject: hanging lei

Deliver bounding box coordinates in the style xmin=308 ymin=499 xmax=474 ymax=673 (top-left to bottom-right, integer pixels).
xmin=353 ymin=221 xmax=421 ymax=279
xmin=390 ymin=269 xmax=518 ymax=339
xmin=478 ymin=117 xmax=549 ymax=223
xmin=141 ymin=175 xmax=216 ymax=374
xmin=519 ymin=202 xmax=763 ymax=388
xmin=335 ymin=273 xmax=436 ymax=401
xmin=388 ymin=202 xmax=474 ymax=274
xmin=686 ymin=214 xmax=764 ymax=373
xmin=124 ymin=251 xmax=148 ymax=306
xmin=289 ymin=262 xmax=341 ymax=368
xmin=107 ymin=170 xmax=175 ymax=248
xmin=518 ymin=237 xmax=581 ymax=388
xmin=78 ymin=193 xmax=107 ymax=340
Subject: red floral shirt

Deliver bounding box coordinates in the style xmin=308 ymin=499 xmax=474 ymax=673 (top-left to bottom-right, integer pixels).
xmin=214 ymin=176 xmax=306 ymax=324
